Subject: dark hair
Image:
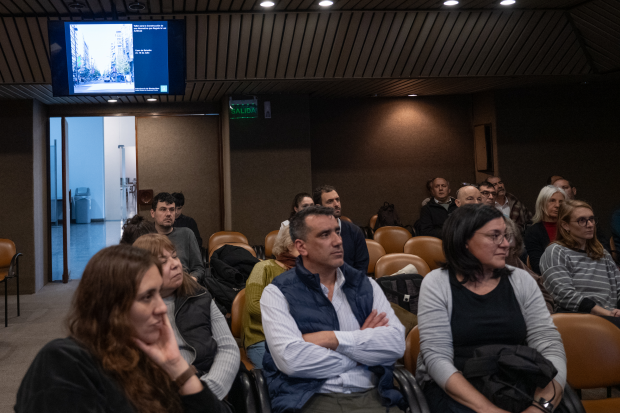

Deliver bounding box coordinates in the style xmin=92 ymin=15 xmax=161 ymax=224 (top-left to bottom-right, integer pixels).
xmin=478 ymin=180 xmax=494 ymax=190
xmin=290 ymin=192 xmax=313 ymax=218
xmin=313 ymin=185 xmax=337 ymax=206
xmin=171 ymin=192 xmax=185 ymax=207
xmin=425 ymin=179 xmax=434 ymax=196
xmin=442 ymin=204 xmax=512 ymax=283
xmin=290 ymin=205 xmax=336 ymax=242
xmin=547 ymin=175 xmax=563 ymax=185
xmin=120 ymin=215 xmax=157 ymax=245
xmin=151 ymin=192 xmax=175 ymax=211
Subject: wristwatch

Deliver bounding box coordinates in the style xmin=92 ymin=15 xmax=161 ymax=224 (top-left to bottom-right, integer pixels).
xmin=537 ymin=397 xmax=554 ymax=412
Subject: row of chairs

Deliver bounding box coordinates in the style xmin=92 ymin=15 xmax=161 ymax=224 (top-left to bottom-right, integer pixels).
xmin=367 ymin=235 xmax=444 ymax=276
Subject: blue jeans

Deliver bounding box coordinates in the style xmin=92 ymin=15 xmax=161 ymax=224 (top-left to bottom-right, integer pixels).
xmin=246 ymin=341 xmax=266 ymax=369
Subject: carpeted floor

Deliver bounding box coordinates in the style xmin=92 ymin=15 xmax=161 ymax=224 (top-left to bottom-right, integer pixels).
xmin=0 ymin=281 xmax=78 ymax=412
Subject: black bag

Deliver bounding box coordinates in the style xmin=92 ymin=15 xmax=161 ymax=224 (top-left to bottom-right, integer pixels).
xmin=377 ymin=273 xmax=424 ymax=315
xmin=463 ymin=344 xmax=560 ymax=413
xmin=375 ymin=202 xmax=403 ymax=230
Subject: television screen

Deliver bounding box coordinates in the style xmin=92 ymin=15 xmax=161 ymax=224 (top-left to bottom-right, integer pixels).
xmin=49 ymin=20 xmax=185 ymax=96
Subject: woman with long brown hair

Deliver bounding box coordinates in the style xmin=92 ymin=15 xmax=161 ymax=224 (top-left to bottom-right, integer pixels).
xmin=540 ymin=200 xmax=620 ymax=324
xmin=15 ymin=245 xmax=229 ymax=413
xmin=132 ymin=234 xmax=239 ymax=400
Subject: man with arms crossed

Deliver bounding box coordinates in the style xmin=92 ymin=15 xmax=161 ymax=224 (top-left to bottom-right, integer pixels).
xmin=260 ymin=206 xmax=405 ymax=413
xmin=151 ymin=192 xmax=205 ymax=283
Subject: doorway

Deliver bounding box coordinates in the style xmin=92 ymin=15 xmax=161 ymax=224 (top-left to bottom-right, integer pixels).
xmin=50 ymin=116 xmax=137 ymax=281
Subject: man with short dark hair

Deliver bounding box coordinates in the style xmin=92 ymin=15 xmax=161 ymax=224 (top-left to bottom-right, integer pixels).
xmin=151 ymin=192 xmax=205 ymax=282
xmin=418 ymin=177 xmax=457 ymax=239
xmin=172 ymin=192 xmax=203 ymax=247
xmin=486 ymin=176 xmax=532 ymax=233
xmin=454 ymin=185 xmax=482 ymax=207
xmin=261 ymin=206 xmax=405 ymax=413
xmin=313 ymin=185 xmax=369 ymax=272
xmin=478 ymin=181 xmax=497 ymax=207
xmin=552 ymin=179 xmax=576 ymax=200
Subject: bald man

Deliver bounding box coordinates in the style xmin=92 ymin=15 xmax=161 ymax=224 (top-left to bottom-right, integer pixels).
xmin=455 ymin=185 xmax=482 ymax=207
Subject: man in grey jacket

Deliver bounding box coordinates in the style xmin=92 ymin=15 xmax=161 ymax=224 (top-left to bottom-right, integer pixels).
xmin=151 ymin=192 xmax=205 ymax=283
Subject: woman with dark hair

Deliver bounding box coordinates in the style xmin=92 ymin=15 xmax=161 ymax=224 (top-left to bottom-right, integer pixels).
xmin=416 ymin=204 xmax=566 ymax=413
xmin=280 ymin=192 xmax=314 ymax=229
xmin=540 ymin=200 xmax=620 ymax=324
xmin=120 ymin=214 xmax=156 ymax=245
xmin=16 ymin=245 xmax=229 ymax=413
xmin=133 ymin=234 xmax=240 ymax=400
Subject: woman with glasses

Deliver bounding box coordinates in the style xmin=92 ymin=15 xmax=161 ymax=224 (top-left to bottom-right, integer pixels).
xmin=524 ymin=186 xmax=567 ymax=274
xmin=540 ymin=200 xmax=620 ymax=325
xmin=416 ymin=204 xmax=566 ymax=413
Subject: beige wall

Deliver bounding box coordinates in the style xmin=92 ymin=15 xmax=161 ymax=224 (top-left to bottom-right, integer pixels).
xmin=136 ymin=115 xmax=221 ymax=247
xmin=0 ymin=99 xmax=48 ymax=294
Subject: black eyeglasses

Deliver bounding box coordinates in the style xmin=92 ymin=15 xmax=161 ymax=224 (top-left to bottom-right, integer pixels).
xmin=571 ymin=217 xmax=597 ymax=227
xmin=476 ymin=231 xmax=513 ymax=245
xmin=480 ymin=191 xmax=497 ymax=197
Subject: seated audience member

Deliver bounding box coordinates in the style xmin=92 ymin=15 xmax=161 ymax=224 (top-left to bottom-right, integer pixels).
xmin=261 ymin=206 xmax=405 ymax=413
xmin=172 ymin=192 xmax=203 ymax=248
xmin=540 ymin=200 xmax=620 ymax=326
xmin=133 ymin=234 xmax=240 ymax=399
xmin=421 ymin=178 xmax=433 ymax=206
xmin=505 ymin=219 xmax=555 ymax=313
xmin=151 ymin=192 xmax=205 ymax=283
xmin=454 ymin=185 xmax=482 ymax=207
xmin=487 ymin=175 xmax=532 ymax=233
xmin=419 ymin=177 xmax=457 ymax=239
xmin=313 ymin=185 xmax=369 ymax=272
xmin=552 ymin=179 xmax=576 ymax=200
xmin=613 ymin=206 xmax=620 ymax=263
xmin=243 ymin=226 xmax=298 ymax=368
xmin=120 ymin=214 xmax=156 ymax=245
xmin=547 ymin=175 xmax=563 ymax=185
xmin=416 ymin=204 xmax=566 ymax=413
xmin=281 ymin=192 xmax=314 ymax=229
xmin=478 ymin=181 xmax=497 ymax=207
xmin=524 ymin=186 xmax=566 ymax=275
xmin=15 ymin=245 xmax=228 ymax=413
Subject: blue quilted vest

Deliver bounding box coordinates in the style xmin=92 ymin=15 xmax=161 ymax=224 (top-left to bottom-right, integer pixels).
xmin=262 ymin=258 xmax=403 ymax=413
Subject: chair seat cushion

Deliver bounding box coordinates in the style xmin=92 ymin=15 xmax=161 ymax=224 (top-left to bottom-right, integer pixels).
xmin=582 ymin=397 xmax=620 ymax=413
xmin=0 ymin=268 xmax=7 ymax=282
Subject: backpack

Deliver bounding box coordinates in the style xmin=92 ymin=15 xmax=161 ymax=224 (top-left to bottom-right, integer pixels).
xmin=375 ymin=202 xmax=403 ymax=230
xmin=377 ymin=273 xmax=424 ymax=315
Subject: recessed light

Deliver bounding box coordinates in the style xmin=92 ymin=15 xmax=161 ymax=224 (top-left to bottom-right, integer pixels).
xmin=318 ymin=0 xmax=333 ymax=6
xmin=260 ymin=1 xmax=275 ymax=6
xmin=108 ymin=99 xmax=118 ymax=103
xmin=500 ymin=0 xmax=515 ymax=4
xmin=147 ymin=98 xmax=157 ymax=101
xmin=68 ymin=1 xmax=86 ymax=8
xmin=128 ymin=2 xmax=146 ymax=10
xmin=444 ymin=0 xmax=458 ymax=5
xmin=408 ymin=94 xmax=417 ymax=97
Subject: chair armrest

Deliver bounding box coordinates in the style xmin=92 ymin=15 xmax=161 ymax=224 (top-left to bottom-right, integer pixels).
xmin=561 ymin=384 xmax=586 ymax=413
xmin=9 ymin=253 xmax=22 ymax=278
xmin=396 ymin=366 xmax=430 ymax=413
xmin=251 ymin=369 xmax=272 ymax=413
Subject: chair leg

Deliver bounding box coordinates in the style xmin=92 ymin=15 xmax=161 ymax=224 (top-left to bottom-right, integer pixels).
xmin=16 ymin=274 xmax=19 ymax=317
xmin=4 ymin=280 xmax=7 ymax=327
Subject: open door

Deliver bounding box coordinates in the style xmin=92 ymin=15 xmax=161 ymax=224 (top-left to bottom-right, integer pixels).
xmin=61 ymin=118 xmax=71 ymax=283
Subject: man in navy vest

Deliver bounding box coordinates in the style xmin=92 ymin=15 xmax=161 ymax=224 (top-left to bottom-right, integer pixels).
xmin=260 ymin=206 xmax=405 ymax=413
xmin=312 ymin=185 xmax=369 ymax=273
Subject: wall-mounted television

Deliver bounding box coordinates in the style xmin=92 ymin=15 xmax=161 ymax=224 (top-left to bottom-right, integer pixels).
xmin=48 ymin=20 xmax=185 ymax=96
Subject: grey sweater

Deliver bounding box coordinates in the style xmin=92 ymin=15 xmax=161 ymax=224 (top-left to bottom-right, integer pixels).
xmin=167 ymin=227 xmax=205 ymax=282
xmin=415 ymin=266 xmax=567 ymax=391
xmin=540 ymin=243 xmax=620 ymax=313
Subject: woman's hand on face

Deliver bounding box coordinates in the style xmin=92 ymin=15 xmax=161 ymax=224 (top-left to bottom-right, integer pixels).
xmin=133 ymin=314 xmax=189 ymax=379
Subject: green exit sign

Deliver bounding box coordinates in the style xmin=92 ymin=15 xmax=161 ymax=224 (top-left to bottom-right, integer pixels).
xmin=230 ymin=104 xmax=258 ymax=119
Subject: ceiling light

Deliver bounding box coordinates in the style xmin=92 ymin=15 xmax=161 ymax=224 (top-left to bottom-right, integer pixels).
xmin=147 ymin=98 xmax=157 ymax=101
xmin=500 ymin=0 xmax=515 ymax=4
xmin=68 ymin=2 xmax=86 ymax=8
xmin=108 ymin=99 xmax=117 ymax=103
xmin=408 ymin=94 xmax=417 ymax=97
xmin=128 ymin=2 xmax=146 ymax=10
xmin=260 ymin=1 xmax=275 ymax=6
xmin=443 ymin=0 xmax=458 ymax=5
xmin=319 ymin=0 xmax=333 ymax=6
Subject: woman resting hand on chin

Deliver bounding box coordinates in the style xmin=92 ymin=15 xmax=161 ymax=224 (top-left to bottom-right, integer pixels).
xmin=15 ymin=245 xmax=230 ymax=413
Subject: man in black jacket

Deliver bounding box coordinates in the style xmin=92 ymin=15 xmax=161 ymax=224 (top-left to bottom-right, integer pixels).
xmin=313 ymin=185 xmax=369 ymax=272
xmin=418 ymin=177 xmax=457 ymax=240
xmin=172 ymin=192 xmax=203 ymax=248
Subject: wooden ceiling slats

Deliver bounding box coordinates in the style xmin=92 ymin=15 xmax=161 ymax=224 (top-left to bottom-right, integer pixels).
xmin=494 ymin=10 xmax=540 ymax=75
xmin=226 ymin=13 xmax=241 ymax=78
xmin=446 ymin=11 xmax=486 ymax=75
xmin=380 ymin=11 xmax=415 ymax=76
xmin=186 ymin=15 xmax=197 ymax=80
xmin=195 ymin=15 xmax=208 ymax=78
xmin=244 ymin=13 xmax=262 ymax=77
xmin=325 ymin=11 xmax=353 ymax=77
xmin=553 ymin=39 xmax=583 ymax=75
xmin=419 ymin=10 xmax=459 ymax=76
xmin=293 ymin=12 xmax=316 ymax=76
xmin=540 ymin=26 xmax=578 ymax=74
xmin=313 ymin=11 xmax=339 ymax=77
xmin=468 ymin=12 xmax=512 ymax=76
xmin=363 ymin=12 xmax=395 ymax=77
xmin=0 ymin=18 xmax=25 ymax=82
xmin=332 ymin=11 xmax=361 ymax=77
xmin=5 ymin=17 xmax=37 ymax=82
xmin=283 ymin=12 xmax=306 ymax=77
xmin=571 ymin=1 xmax=620 ymax=72
xmin=394 ymin=11 xmax=432 ymax=77
xmin=481 ymin=11 xmax=529 ymax=76
xmin=503 ymin=10 xmax=554 ymax=75
xmin=217 ymin=14 xmax=230 ymax=78
xmin=206 ymin=14 xmax=219 ymax=78
xmin=522 ymin=13 xmax=568 ymax=75
xmin=15 ymin=16 xmax=44 ymax=81
xmin=254 ymin=13 xmax=273 ymax=78
xmin=410 ymin=11 xmax=447 ymax=76
xmin=455 ymin=11 xmax=499 ymax=75
xmin=353 ymin=12 xmax=385 ymax=77
xmin=273 ymin=13 xmax=295 ymax=78
xmin=234 ymin=13 xmax=251 ymax=77
xmin=428 ymin=10 xmax=467 ymax=76
xmin=303 ymin=12 xmax=328 ymax=76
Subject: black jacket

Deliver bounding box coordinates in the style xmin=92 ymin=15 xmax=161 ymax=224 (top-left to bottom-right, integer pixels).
xmin=419 ymin=198 xmax=458 ymax=239
xmin=15 ymin=337 xmax=228 ymax=413
xmin=175 ymin=214 xmax=203 ymax=248
xmin=340 ymin=219 xmax=370 ymax=273
xmin=524 ymin=222 xmax=549 ymax=275
xmin=175 ymin=288 xmax=218 ymax=375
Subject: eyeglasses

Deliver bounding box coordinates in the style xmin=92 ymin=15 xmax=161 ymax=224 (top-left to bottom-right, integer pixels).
xmin=571 ymin=216 xmax=597 ymax=227
xmin=480 ymin=191 xmax=497 ymax=197
xmin=476 ymin=231 xmax=513 ymax=245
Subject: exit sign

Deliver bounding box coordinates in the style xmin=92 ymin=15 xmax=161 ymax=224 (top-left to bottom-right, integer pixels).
xmin=229 ymin=96 xmax=259 ymax=119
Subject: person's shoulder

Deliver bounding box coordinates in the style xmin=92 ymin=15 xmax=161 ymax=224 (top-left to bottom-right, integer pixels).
xmin=421 ymin=268 xmax=450 ymax=287
xmin=253 ymin=259 xmax=286 ymax=274
xmin=508 ymin=265 xmax=536 ymax=284
xmin=28 ymin=337 xmax=99 ymax=377
xmin=269 ymin=266 xmax=299 ymax=288
xmin=38 ymin=337 xmax=92 ymax=361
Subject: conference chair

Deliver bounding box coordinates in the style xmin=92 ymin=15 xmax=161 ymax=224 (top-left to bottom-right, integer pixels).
xmin=374 ymin=226 xmax=412 ymax=254
xmin=208 ymin=231 xmax=249 ymax=256
xmin=369 ymin=214 xmax=378 ymax=230
xmin=231 ymin=289 xmax=255 ymax=371
xmin=340 ymin=216 xmax=353 ymax=223
xmin=403 ymin=236 xmax=445 ymax=271
xmin=0 ymin=239 xmax=22 ymax=327
xmin=404 ymin=326 xmax=420 ymax=375
xmin=365 ymin=239 xmax=386 ymax=276
xmin=374 ymin=254 xmax=431 ymax=278
xmin=209 ymin=242 xmax=257 ymax=261
xmin=264 ymin=230 xmax=279 ymax=259
xmin=552 ymin=313 xmax=620 ymax=412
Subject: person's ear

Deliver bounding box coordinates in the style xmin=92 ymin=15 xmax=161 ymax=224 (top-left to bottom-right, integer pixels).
xmin=573 ymin=188 xmax=577 ymax=197
xmin=150 ymin=209 xmax=155 ymax=218
xmin=560 ymin=220 xmax=570 ymax=232
xmin=455 ymin=199 xmax=461 ymax=207
xmin=295 ymin=239 xmax=308 ymax=257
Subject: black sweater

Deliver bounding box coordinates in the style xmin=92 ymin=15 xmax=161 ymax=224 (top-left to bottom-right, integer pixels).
xmin=15 ymin=337 xmax=229 ymax=413
xmin=418 ymin=199 xmax=458 ymax=239
xmin=524 ymin=222 xmax=549 ymax=275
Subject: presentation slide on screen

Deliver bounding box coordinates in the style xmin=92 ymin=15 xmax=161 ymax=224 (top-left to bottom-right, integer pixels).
xmin=68 ymin=22 xmax=169 ymax=95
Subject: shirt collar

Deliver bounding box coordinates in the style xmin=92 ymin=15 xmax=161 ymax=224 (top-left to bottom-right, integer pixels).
xmin=434 ymin=197 xmax=452 ymax=204
xmin=320 ymin=267 xmax=345 ymax=295
xmin=496 ymin=197 xmax=509 ymax=207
